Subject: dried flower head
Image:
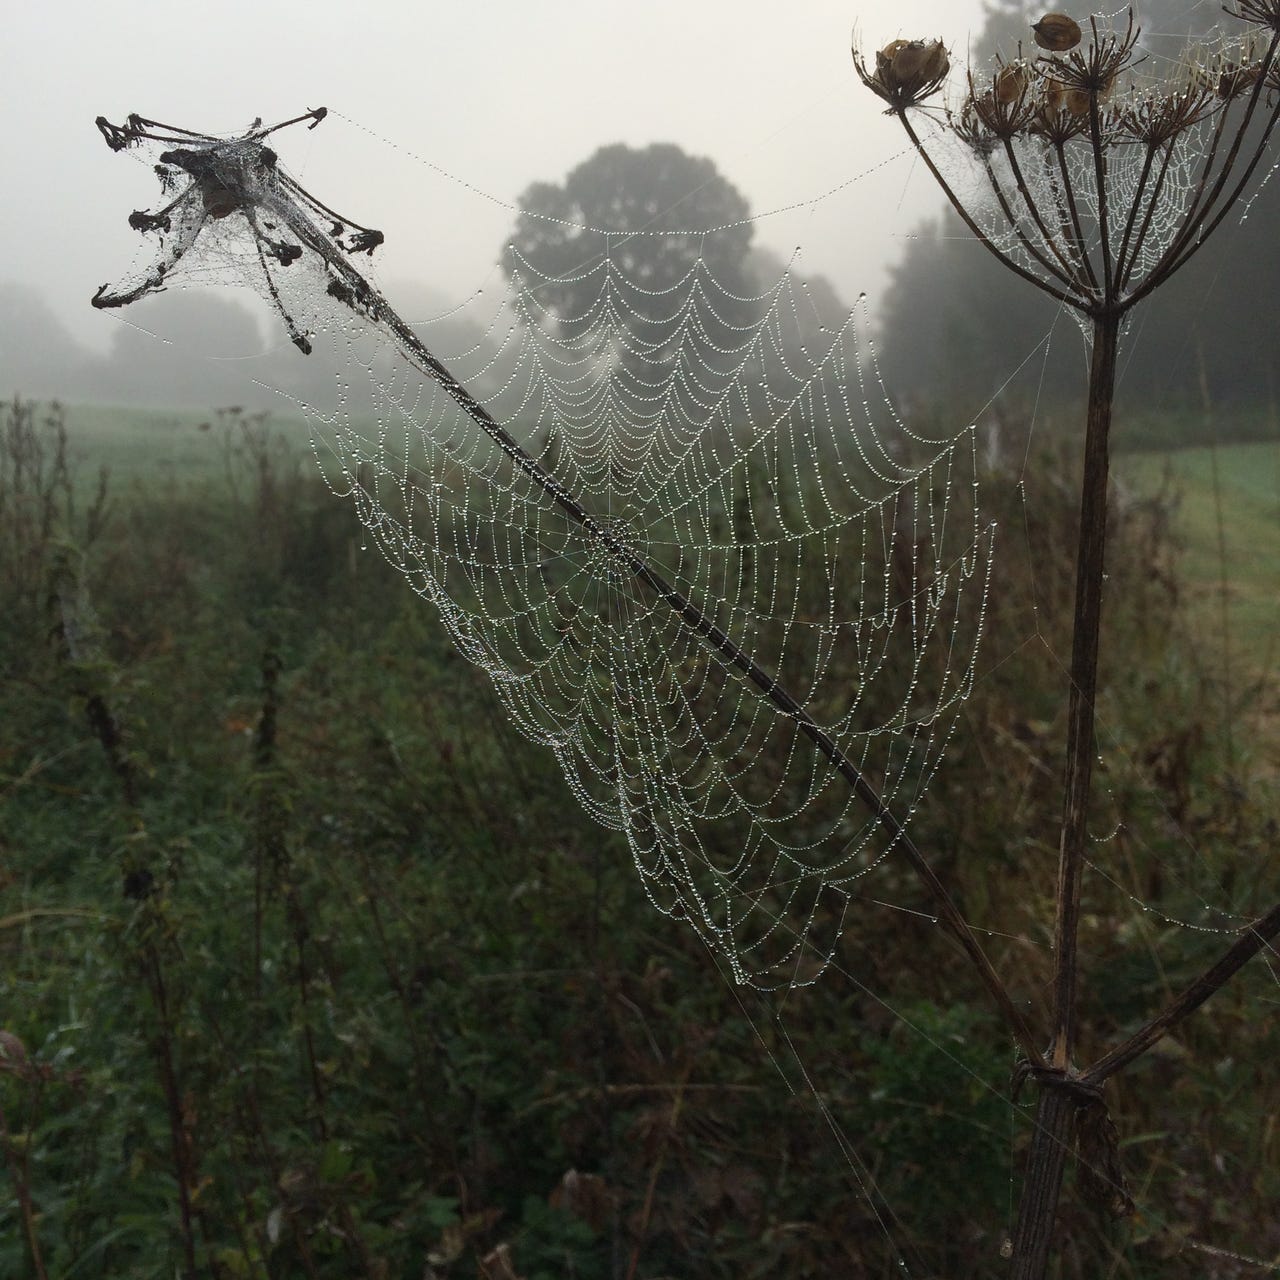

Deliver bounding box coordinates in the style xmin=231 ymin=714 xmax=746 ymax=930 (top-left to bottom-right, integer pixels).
xmin=1032 ymin=13 xmax=1083 ymax=52
xmin=1116 ymin=84 xmax=1217 ymax=144
xmin=853 ymin=37 xmax=950 ymax=110
xmin=1215 ymin=59 xmax=1263 ymax=98
xmin=1225 ymin=0 xmax=1280 ymax=33
xmin=1037 ymin=10 xmax=1139 ymax=105
xmin=861 ymin=3 xmax=1278 ymax=315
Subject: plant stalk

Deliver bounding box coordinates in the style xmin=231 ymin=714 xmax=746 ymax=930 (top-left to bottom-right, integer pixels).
xmin=1009 ymin=309 xmax=1120 ymax=1278
xmin=1085 ymin=900 xmax=1280 ymax=1085
xmin=1009 ymin=1085 xmax=1077 ymax=1280
xmin=1051 ymin=309 xmax=1120 ymax=1068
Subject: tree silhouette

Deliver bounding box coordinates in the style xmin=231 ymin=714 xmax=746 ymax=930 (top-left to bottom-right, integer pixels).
xmin=501 ymin=143 xmax=755 ymax=380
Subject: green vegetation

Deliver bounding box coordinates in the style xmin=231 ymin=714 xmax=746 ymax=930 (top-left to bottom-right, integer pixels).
xmin=57 ymin=404 xmax=311 ymax=486
xmin=3 ymin=398 xmax=1277 ymax=1278
xmin=1120 ymin=440 xmax=1280 ymax=671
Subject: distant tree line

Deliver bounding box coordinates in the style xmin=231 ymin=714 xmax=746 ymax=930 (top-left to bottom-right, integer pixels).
xmin=0 ymin=281 xmax=494 ymax=413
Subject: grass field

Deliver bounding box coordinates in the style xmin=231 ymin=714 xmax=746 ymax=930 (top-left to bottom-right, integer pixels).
xmin=1118 ymin=439 xmax=1280 ymax=778
xmin=1118 ymin=440 xmax=1280 ymax=668
xmin=61 ymin=400 xmax=1278 ymax=657
xmin=4 ymin=396 xmax=1279 ymax=1279
xmin=58 ymin=401 xmax=311 ymax=485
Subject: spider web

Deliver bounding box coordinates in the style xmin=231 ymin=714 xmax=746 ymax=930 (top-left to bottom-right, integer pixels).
xmin=314 ymin=262 xmax=994 ymax=990
xmin=86 ymin=89 xmax=1280 ymax=1272
xmin=93 ymin=114 xmax=994 ymax=990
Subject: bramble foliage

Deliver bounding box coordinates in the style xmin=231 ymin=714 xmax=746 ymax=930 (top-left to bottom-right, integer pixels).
xmin=1 ymin=399 xmax=1276 ymax=1278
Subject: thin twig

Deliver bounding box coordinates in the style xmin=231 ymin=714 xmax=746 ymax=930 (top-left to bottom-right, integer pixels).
xmin=1084 ymin=901 xmax=1280 ymax=1085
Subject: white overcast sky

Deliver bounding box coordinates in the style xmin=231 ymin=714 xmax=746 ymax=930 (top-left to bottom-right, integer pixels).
xmin=3 ymin=0 xmax=993 ymax=356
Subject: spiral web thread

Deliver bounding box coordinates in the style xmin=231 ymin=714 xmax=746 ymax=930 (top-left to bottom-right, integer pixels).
xmin=94 ymin=119 xmax=994 ymax=989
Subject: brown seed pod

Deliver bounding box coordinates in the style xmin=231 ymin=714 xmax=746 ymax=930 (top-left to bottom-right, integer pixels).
xmin=1045 ymin=77 xmax=1093 ymax=115
xmin=1032 ymin=13 xmax=1083 ymax=52
xmin=875 ymin=38 xmax=912 ymax=78
xmin=856 ymin=35 xmax=949 ymax=108
xmin=893 ymin=39 xmax=949 ymax=86
xmin=995 ymin=63 xmax=1032 ymax=103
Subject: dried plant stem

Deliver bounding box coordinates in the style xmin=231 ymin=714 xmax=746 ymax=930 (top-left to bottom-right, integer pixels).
xmin=0 ymin=1091 xmax=49 ymax=1280
xmin=1085 ymin=901 xmax=1280 ymax=1084
xmin=1009 ymin=1086 xmax=1077 ymax=1280
xmin=1051 ymin=310 xmax=1119 ymax=1069
xmin=144 ymin=945 xmax=201 ymax=1280
xmin=1010 ymin=310 xmax=1120 ymax=1278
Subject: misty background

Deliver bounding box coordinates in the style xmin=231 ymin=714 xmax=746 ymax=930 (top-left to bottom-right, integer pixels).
xmin=3 ymin=0 xmax=1273 ymax=419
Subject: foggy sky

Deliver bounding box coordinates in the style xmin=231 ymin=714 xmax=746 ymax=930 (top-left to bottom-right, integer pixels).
xmin=3 ymin=0 xmax=989 ymax=369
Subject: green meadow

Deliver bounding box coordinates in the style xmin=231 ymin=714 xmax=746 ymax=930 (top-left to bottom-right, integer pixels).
xmin=59 ymin=403 xmax=311 ymax=483
xmin=1119 ymin=439 xmax=1280 ymax=674
xmin=3 ymin=398 xmax=1277 ymax=1279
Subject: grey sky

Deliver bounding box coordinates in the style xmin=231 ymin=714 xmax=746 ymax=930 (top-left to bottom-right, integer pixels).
xmin=4 ymin=0 xmax=990 ymax=358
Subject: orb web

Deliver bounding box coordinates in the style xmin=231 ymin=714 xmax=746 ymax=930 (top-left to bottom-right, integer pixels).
xmin=306 ymin=263 xmax=994 ymax=988
xmin=92 ymin=113 xmax=995 ymax=989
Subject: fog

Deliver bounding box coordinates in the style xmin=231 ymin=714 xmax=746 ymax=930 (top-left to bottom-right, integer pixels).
xmin=2 ymin=0 xmax=988 ymax=400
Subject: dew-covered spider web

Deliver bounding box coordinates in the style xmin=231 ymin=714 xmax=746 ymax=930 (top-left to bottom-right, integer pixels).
xmin=94 ymin=111 xmax=993 ymax=989
xmin=86 ymin=69 xmax=1280 ymax=1274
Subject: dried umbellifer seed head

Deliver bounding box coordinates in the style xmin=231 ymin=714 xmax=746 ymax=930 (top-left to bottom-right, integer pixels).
xmin=1218 ymin=61 xmax=1262 ymax=98
xmin=857 ymin=35 xmax=949 ymax=107
xmin=1032 ymin=13 xmax=1083 ymax=52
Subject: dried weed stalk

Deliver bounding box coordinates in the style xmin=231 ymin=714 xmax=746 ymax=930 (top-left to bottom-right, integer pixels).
xmin=856 ymin=6 xmax=1280 ymax=1276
